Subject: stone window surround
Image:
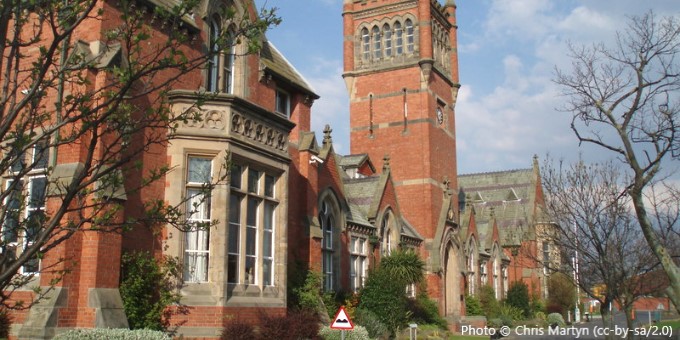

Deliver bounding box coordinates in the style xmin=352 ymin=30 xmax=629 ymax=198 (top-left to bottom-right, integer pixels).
xmin=318 ymin=190 xmax=343 ymax=292
xmin=164 ymin=140 xmax=288 ymax=307
xmin=355 ymin=14 xmax=419 ymax=69
xmin=378 ymin=208 xmax=399 ymax=256
xmin=2 ymin=140 xmax=49 ymax=276
xmin=349 ymin=233 xmax=368 ymax=292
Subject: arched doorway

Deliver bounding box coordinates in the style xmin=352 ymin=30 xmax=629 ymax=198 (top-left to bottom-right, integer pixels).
xmin=443 ymin=241 xmax=462 ymax=319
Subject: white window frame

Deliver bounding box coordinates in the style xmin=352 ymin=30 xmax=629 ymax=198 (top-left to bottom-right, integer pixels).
xmin=320 ymin=200 xmax=334 ymax=291
xmin=228 ymin=163 xmax=278 ymax=287
xmin=350 ymin=235 xmax=367 ymax=292
xmin=2 ymin=141 xmax=49 ymax=276
xmin=184 ymin=156 xmax=213 ymax=283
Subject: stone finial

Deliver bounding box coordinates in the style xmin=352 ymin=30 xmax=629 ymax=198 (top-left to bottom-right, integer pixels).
xmin=489 ymin=206 xmax=495 ymax=218
xmin=323 ymin=125 xmax=333 ymax=146
xmin=382 ymin=154 xmax=391 ymax=171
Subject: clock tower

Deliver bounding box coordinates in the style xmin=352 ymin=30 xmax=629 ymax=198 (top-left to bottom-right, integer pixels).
xmin=343 ymin=0 xmax=464 ymax=321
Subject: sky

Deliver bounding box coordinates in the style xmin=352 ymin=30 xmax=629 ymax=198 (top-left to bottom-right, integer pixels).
xmin=254 ymin=0 xmax=680 ymax=174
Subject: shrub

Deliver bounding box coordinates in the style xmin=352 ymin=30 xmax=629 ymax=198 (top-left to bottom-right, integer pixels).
xmin=534 ymin=311 xmax=546 ymax=321
xmin=319 ymin=325 xmax=371 ymax=340
xmin=53 ymin=328 xmax=170 ymax=340
xmin=487 ymin=318 xmax=503 ymax=329
xmin=220 ymin=317 xmax=256 ymax=340
xmin=119 ymin=251 xmax=182 ymax=331
xmin=478 ymin=285 xmax=500 ymax=318
xmin=498 ymin=304 xmax=524 ymax=326
xmin=377 ymin=250 xmax=425 ymax=286
xmin=258 ymin=309 xmax=320 ymax=339
xmin=547 ymin=313 xmax=566 ymax=327
xmin=465 ymin=295 xmax=484 ymax=316
xmin=406 ymin=295 xmax=447 ymax=329
xmin=354 ymin=308 xmax=389 ymax=339
xmin=505 ymin=281 xmax=531 ymax=318
xmin=547 ymin=273 xmax=575 ymax=315
xmin=358 ymin=268 xmax=409 ymax=335
xmin=0 ymin=308 xmax=12 ymax=339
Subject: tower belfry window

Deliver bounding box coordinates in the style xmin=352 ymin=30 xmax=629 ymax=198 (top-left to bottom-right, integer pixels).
xmin=372 ymin=26 xmax=381 ymax=59
xmin=383 ymin=24 xmax=392 ymax=57
xmin=395 ymin=21 xmax=403 ymax=55
xmin=405 ymin=19 xmax=414 ymax=53
xmin=361 ymin=27 xmax=370 ymax=60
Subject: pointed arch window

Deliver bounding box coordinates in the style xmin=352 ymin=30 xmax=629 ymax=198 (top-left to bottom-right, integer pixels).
xmin=381 ymin=211 xmax=397 ymax=256
xmin=383 ymin=24 xmax=392 ymax=57
xmin=361 ymin=27 xmax=370 ymax=60
xmin=206 ymin=17 xmax=236 ymax=93
xmin=207 ymin=17 xmax=221 ymax=92
xmin=372 ymin=26 xmax=382 ymax=59
xmin=395 ymin=21 xmax=403 ymax=55
xmin=468 ymin=241 xmax=476 ymax=295
xmin=405 ymin=19 xmax=414 ymax=53
xmin=320 ymin=200 xmax=335 ymax=291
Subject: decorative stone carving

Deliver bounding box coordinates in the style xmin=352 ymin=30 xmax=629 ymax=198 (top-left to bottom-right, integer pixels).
xmin=204 ymin=110 xmax=225 ymax=129
xmin=230 ymin=112 xmax=288 ymax=152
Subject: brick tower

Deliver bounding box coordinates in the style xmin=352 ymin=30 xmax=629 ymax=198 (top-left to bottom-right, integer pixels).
xmin=342 ymin=0 xmax=464 ymax=321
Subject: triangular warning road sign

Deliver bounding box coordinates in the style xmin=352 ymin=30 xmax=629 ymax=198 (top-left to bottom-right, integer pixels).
xmin=330 ymin=306 xmax=354 ymax=330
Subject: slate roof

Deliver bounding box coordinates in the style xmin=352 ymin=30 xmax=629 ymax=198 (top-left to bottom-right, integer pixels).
xmin=459 ymin=168 xmax=536 ymax=247
xmin=260 ymin=41 xmax=319 ymax=98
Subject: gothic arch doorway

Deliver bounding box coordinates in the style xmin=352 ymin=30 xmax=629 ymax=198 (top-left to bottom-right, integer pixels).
xmin=443 ymin=240 xmax=462 ymax=319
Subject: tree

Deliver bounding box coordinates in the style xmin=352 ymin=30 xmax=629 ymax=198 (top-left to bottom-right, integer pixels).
xmin=541 ymin=158 xmax=662 ymax=332
xmin=0 ymin=0 xmax=279 ymax=309
xmin=554 ymin=11 xmax=680 ymax=314
xmin=505 ymin=281 xmax=531 ymax=319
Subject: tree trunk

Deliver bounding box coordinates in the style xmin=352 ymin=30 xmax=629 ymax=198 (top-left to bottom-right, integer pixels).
xmin=630 ymin=189 xmax=680 ymax=315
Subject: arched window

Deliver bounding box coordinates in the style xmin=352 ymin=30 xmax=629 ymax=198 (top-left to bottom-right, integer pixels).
xmin=207 ymin=17 xmax=221 ymax=92
xmin=394 ymin=21 xmax=403 ymax=55
xmin=372 ymin=26 xmax=381 ymax=59
xmin=320 ymin=200 xmax=335 ymax=291
xmin=223 ymin=26 xmax=236 ymax=94
xmin=468 ymin=240 xmax=476 ymax=295
xmin=383 ymin=24 xmax=392 ymax=57
xmin=361 ymin=27 xmax=370 ymax=60
xmin=381 ymin=211 xmax=397 ymax=256
xmin=405 ymin=19 xmax=414 ymax=53
xmin=493 ymin=247 xmax=500 ymax=299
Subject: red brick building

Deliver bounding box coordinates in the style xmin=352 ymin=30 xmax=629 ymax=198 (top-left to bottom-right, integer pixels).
xmin=1 ymin=0 xmax=554 ymax=338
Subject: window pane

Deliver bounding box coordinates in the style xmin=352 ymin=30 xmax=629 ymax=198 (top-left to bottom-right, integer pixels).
xmin=245 ymin=257 xmax=256 ymax=284
xmin=263 ymin=259 xmax=272 ymax=286
xmin=248 ymin=169 xmax=259 ymax=193
xmin=246 ymin=225 xmax=256 ymax=256
xmin=276 ymin=91 xmax=289 ymax=116
xmin=247 ymin=197 xmax=258 ymax=227
xmin=264 ymin=175 xmax=275 ymax=197
xmin=264 ymin=202 xmax=274 ymax=231
xmin=187 ymin=189 xmax=210 ymax=221
xmin=33 ymin=140 xmax=49 ymax=169
xmin=230 ymin=164 xmax=241 ymax=189
xmin=227 ymin=255 xmax=238 ymax=283
xmin=188 ymin=157 xmax=211 ymax=183
xmin=29 ymin=177 xmax=47 ymax=209
xmin=263 ymin=231 xmax=272 ymax=257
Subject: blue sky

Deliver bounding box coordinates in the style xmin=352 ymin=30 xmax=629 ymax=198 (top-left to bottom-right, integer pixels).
xmin=255 ymin=0 xmax=680 ymax=174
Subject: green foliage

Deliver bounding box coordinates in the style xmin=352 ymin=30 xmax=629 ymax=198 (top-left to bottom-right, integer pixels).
xmin=53 ymin=328 xmax=170 ymax=340
xmin=354 ymin=308 xmax=389 ymax=339
xmin=378 ymin=249 xmax=425 ymax=286
xmin=465 ymin=295 xmax=484 ymax=316
xmin=119 ymin=251 xmax=182 ymax=331
xmin=319 ymin=325 xmax=372 ymax=340
xmin=547 ymin=312 xmax=566 ymax=327
xmin=288 ymin=263 xmax=323 ymax=311
xmin=547 ymin=273 xmax=575 ymax=316
xmin=406 ymin=295 xmax=447 ymax=329
xmin=478 ymin=285 xmax=500 ymax=318
xmin=358 ymin=268 xmax=409 ymax=336
xmin=487 ymin=318 xmax=503 ymax=329
xmin=505 ymin=281 xmax=531 ymax=318
xmin=498 ymin=304 xmax=524 ymax=324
